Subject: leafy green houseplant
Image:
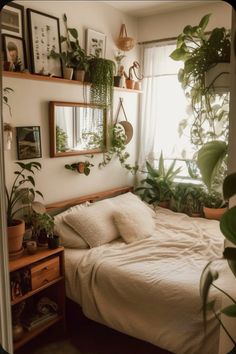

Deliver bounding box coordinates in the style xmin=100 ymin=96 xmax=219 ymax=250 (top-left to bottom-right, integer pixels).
xmin=88 ymin=57 xmax=115 ymax=107
xmin=56 ymin=126 xmax=68 ymax=153
xmin=31 ymin=212 xmax=54 ymax=246
xmin=200 ymin=172 xmax=236 ymax=354
xmin=65 ymin=161 xmax=94 ymax=176
xmin=170 ymin=14 xmax=230 ymax=182
xmin=6 ymin=161 xmax=43 ymax=257
xmin=136 ymin=153 xmax=181 ymax=206
xmin=49 ymin=14 xmax=88 ymax=80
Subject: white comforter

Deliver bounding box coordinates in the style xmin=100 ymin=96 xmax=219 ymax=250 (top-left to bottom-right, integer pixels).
xmin=65 ymin=207 xmax=233 ymax=354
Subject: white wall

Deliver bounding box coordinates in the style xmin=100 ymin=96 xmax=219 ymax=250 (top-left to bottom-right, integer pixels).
xmin=137 ymin=2 xmax=232 ymax=43
xmin=3 ymin=1 xmax=140 ymax=204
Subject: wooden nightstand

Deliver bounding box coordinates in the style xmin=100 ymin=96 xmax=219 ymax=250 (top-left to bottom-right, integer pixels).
xmin=9 ymin=247 xmax=65 ymax=352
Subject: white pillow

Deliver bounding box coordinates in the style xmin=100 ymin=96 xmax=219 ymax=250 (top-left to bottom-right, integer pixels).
xmin=113 ymin=208 xmax=155 ymax=243
xmin=54 ymin=203 xmax=90 ymax=249
xmin=109 ymin=192 xmax=155 ymax=217
xmin=63 ymin=199 xmax=119 ymax=248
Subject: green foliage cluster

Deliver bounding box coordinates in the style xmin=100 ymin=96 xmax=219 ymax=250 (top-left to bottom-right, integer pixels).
xmin=200 ymin=173 xmax=236 ymax=350
xmin=136 ymin=153 xmax=181 ymax=204
xmin=6 ymin=162 xmax=43 ymax=226
xmin=49 ymin=13 xmax=89 ymax=70
xmin=99 ymin=124 xmax=138 ymax=174
xmin=56 ymin=125 xmax=68 ymax=152
xmin=171 ymin=183 xmax=205 ymax=215
xmin=65 ymin=161 xmax=94 ymax=176
xmin=89 ymin=58 xmax=115 ymax=107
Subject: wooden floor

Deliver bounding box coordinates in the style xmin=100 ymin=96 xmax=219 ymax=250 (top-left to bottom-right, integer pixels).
xmin=16 ymin=299 xmax=173 ymax=354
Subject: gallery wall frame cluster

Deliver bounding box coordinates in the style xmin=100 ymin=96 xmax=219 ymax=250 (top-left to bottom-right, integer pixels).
xmin=1 ymin=2 xmax=107 ymax=78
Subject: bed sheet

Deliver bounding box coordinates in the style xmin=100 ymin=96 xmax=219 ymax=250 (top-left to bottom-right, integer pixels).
xmin=64 ymin=207 xmax=234 ymax=354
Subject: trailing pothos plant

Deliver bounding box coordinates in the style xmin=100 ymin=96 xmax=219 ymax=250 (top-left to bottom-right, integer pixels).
xmin=200 ymin=172 xmax=236 ymax=353
xmin=170 ymin=13 xmax=230 ymax=189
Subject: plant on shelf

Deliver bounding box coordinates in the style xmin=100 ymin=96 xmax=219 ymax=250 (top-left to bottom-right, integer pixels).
xmin=98 ymin=124 xmax=138 ymax=174
xmin=6 ymin=161 xmax=43 ymax=257
xmin=31 ymin=211 xmax=55 ymax=246
xmin=200 ymin=172 xmax=236 ymax=354
xmin=65 ymin=161 xmax=94 ymax=176
xmin=113 ymin=50 xmax=126 ymax=87
xmin=135 ymin=153 xmax=181 ymax=206
xmin=88 ymin=57 xmax=116 ymax=107
xmin=49 ymin=13 xmax=89 ymax=80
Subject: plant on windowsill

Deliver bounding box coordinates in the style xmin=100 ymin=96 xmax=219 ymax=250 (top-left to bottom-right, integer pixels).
xmin=6 ymin=162 xmax=43 ymax=258
xmin=200 ymin=172 xmax=236 ymax=354
xmin=135 ymin=153 xmax=181 ymax=207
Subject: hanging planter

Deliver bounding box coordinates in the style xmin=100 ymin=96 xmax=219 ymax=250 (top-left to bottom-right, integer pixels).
xmin=117 ymin=24 xmax=135 ymax=52
xmin=65 ymin=161 xmax=94 ymax=176
xmin=114 ymin=98 xmax=133 ymax=145
xmin=205 ymin=63 xmax=230 ymax=92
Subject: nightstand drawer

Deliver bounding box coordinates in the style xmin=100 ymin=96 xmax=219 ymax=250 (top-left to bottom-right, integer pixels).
xmin=31 ymin=257 xmax=60 ymax=290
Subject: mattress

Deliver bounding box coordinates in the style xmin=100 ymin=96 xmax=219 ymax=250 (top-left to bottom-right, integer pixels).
xmin=64 ymin=207 xmax=234 ymax=354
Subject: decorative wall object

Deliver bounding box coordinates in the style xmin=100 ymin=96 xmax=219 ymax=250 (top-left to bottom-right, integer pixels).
xmin=2 ymin=34 xmax=27 ymax=72
xmin=27 ymin=9 xmax=62 ymax=77
xmin=117 ymin=24 xmax=135 ymax=52
xmin=86 ymin=29 xmax=106 ymax=58
xmin=1 ymin=2 xmax=25 ymax=38
xmin=65 ymin=161 xmax=94 ymax=176
xmin=16 ymin=126 xmax=42 ymax=160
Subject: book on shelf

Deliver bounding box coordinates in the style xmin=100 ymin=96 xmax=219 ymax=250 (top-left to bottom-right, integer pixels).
xmin=22 ymin=312 xmax=58 ymax=331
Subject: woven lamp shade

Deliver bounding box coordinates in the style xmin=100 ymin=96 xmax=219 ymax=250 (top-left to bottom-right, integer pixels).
xmin=117 ymin=24 xmax=135 ymax=52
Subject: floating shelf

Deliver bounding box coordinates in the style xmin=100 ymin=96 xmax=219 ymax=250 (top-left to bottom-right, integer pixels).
xmin=3 ymin=71 xmax=142 ymax=93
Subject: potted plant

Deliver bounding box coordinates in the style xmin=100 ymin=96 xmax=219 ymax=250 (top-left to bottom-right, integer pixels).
xmin=49 ymin=14 xmax=87 ymax=80
xmin=170 ymin=14 xmax=230 ymax=92
xmin=88 ymin=57 xmax=115 ymax=107
xmin=202 ymin=189 xmax=227 ymax=220
xmin=31 ymin=211 xmax=54 ymax=246
xmin=114 ymin=50 xmax=126 ymax=87
xmin=136 ymin=153 xmax=181 ymax=207
xmin=126 ymin=61 xmax=142 ymax=90
xmin=170 ymin=183 xmax=204 ymax=216
xmin=200 ymin=172 xmax=236 ymax=354
xmin=6 ymin=161 xmax=43 ymax=258
xmin=65 ymin=161 xmax=94 ymax=176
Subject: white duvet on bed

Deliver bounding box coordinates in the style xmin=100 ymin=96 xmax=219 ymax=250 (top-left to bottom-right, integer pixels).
xmin=64 ymin=207 xmax=234 ymax=354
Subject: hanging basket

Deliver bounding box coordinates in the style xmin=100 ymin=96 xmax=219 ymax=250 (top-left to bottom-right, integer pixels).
xmin=114 ymin=98 xmax=133 ymax=145
xmin=117 ymin=24 xmax=135 ymax=52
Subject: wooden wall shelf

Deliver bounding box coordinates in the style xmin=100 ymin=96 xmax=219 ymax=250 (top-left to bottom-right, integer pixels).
xmin=3 ymin=71 xmax=142 ymax=93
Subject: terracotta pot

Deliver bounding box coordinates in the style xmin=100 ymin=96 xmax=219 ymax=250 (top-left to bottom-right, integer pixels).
xmin=8 ymin=220 xmax=25 ymax=257
xmin=158 ymin=201 xmax=170 ymax=209
xmin=63 ymin=67 xmax=74 ymax=80
xmin=203 ymin=206 xmax=227 ymax=220
xmin=126 ymin=79 xmax=135 ymax=89
xmin=74 ymin=69 xmax=85 ymax=82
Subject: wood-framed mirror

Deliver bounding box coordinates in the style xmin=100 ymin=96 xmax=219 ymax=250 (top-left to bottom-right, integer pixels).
xmin=49 ymin=101 xmax=107 ymax=157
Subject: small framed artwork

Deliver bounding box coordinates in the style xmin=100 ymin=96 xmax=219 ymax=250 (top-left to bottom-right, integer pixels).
xmin=16 ymin=126 xmax=42 ymax=160
xmin=1 ymin=2 xmax=25 ymax=38
xmin=27 ymin=8 xmax=62 ymax=77
xmin=86 ymin=29 xmax=106 ymax=58
xmin=2 ymin=34 xmax=27 ymax=72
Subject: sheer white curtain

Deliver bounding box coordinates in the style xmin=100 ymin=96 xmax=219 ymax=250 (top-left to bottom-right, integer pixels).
xmin=138 ymin=43 xmax=193 ymax=168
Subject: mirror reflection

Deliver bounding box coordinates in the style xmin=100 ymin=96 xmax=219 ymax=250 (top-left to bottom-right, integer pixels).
xmin=50 ymin=102 xmax=106 ymax=157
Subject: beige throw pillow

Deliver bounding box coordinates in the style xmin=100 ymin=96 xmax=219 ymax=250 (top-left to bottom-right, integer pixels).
xmin=54 ymin=203 xmax=90 ymax=249
xmin=113 ymin=208 xmax=155 ymax=243
xmin=63 ymin=199 xmax=118 ymax=248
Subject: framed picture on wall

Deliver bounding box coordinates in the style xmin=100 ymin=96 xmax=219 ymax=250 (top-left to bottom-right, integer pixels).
xmin=16 ymin=126 xmax=42 ymax=160
xmin=2 ymin=34 xmax=27 ymax=72
xmin=86 ymin=29 xmax=106 ymax=58
xmin=27 ymin=9 xmax=62 ymax=77
xmin=1 ymin=2 xmax=25 ymax=38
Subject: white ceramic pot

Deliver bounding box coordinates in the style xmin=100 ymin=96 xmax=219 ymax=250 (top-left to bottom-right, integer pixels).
xmin=205 ymin=63 xmax=230 ymax=93
xmin=63 ymin=67 xmax=74 ymax=80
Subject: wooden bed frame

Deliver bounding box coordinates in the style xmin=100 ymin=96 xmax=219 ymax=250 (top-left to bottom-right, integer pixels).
xmin=46 ymin=186 xmax=133 ymax=212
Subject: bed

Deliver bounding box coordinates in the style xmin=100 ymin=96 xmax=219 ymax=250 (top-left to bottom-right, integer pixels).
xmin=47 ymin=187 xmax=233 ymax=354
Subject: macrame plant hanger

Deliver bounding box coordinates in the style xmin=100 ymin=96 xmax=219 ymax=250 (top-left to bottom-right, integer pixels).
xmin=114 ymin=98 xmax=133 ymax=145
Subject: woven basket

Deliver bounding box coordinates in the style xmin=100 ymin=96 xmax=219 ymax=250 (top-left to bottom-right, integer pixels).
xmin=117 ymin=24 xmax=135 ymax=52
